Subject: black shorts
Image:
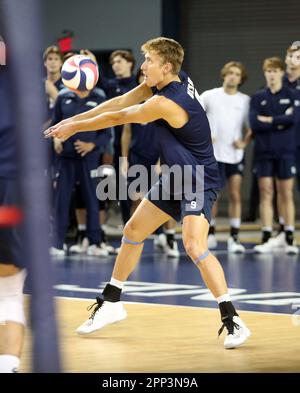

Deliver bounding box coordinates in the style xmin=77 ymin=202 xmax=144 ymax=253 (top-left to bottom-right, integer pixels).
xmin=145 ymin=178 xmax=218 ymax=223
xmin=0 ymin=178 xmax=24 ymax=268
xmin=254 ymin=158 xmax=297 ymax=179
xmin=217 ymin=159 xmax=244 ymax=188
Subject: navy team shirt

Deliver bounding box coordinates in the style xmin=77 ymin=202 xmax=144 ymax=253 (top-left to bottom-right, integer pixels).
xmin=0 ymin=68 xmax=16 ymax=178
xmin=100 ymin=75 xmax=137 ymax=157
xmin=151 ymin=73 xmax=221 ymax=191
xmin=51 ymin=88 xmax=112 ymax=161
xmin=283 ymin=73 xmax=300 ymax=147
xmin=250 ymin=86 xmax=298 ymax=159
xmin=130 ymin=122 xmax=160 ymax=165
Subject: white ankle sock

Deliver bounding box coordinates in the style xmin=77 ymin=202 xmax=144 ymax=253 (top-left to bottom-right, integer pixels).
xmin=110 ymin=277 xmax=125 ymax=290
xmin=216 ymin=294 xmax=231 ymax=304
xmin=0 ymin=355 xmax=20 ymax=373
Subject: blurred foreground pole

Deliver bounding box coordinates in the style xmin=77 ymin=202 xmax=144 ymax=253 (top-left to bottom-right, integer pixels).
xmin=0 ymin=0 xmax=61 ymax=372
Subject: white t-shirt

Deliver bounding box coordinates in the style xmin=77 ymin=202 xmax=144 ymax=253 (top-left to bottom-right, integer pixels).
xmin=199 ymin=87 xmax=250 ymax=164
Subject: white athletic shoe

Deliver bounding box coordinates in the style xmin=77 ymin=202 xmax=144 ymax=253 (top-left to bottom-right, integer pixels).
xmin=219 ymin=315 xmax=251 ymax=349
xmin=208 ymin=234 xmax=218 ymax=249
xmin=285 ymin=242 xmax=299 ymax=255
xmin=69 ymin=237 xmax=89 ymax=254
xmin=165 ymin=240 xmax=180 ymax=258
xmin=253 ymin=238 xmax=274 ymax=254
xmin=227 ymin=237 xmax=245 ymax=253
xmin=49 ymin=246 xmax=66 ymax=256
xmin=154 ymin=233 xmax=167 ymax=250
xmin=76 ymin=298 xmax=127 ymax=335
xmin=100 ymin=242 xmax=117 ymax=255
xmin=268 ymin=232 xmax=287 ymax=249
xmin=87 ymin=244 xmax=109 ymax=257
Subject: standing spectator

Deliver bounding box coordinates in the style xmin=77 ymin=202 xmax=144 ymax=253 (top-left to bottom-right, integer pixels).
xmin=100 ymin=50 xmax=137 ymax=225
xmin=200 ymin=62 xmax=252 ymax=252
xmin=50 ymin=86 xmax=113 ymax=256
xmin=250 ymin=57 xmax=299 ymax=254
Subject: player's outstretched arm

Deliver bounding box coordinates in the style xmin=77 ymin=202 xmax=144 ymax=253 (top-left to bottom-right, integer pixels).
xmin=44 ymin=95 xmax=186 ymax=141
xmin=45 ymin=82 xmax=153 ymax=132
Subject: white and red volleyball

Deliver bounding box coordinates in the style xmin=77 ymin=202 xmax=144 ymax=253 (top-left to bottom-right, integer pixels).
xmin=61 ymin=54 xmax=99 ymax=91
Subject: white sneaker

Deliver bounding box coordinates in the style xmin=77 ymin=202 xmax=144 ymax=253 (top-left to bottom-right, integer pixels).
xmin=49 ymin=246 xmax=66 ymax=256
xmin=76 ymin=299 xmax=127 ymax=335
xmin=285 ymin=242 xmax=299 ymax=255
xmin=69 ymin=237 xmax=89 ymax=254
xmin=227 ymin=237 xmax=245 ymax=253
xmin=208 ymin=234 xmax=218 ymax=249
xmin=87 ymin=244 xmax=109 ymax=257
xmin=154 ymin=233 xmax=167 ymax=250
xmin=219 ymin=315 xmax=251 ymax=349
xmin=100 ymin=242 xmax=117 ymax=255
xmin=268 ymin=232 xmax=287 ymax=248
xmin=253 ymin=238 xmax=274 ymax=254
xmin=165 ymin=240 xmax=180 ymax=258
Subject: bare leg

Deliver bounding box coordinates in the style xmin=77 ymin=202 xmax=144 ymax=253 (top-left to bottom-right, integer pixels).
xmin=182 ymin=215 xmax=228 ymax=297
xmin=112 ymin=199 xmax=171 ymax=281
xmin=228 ymin=174 xmax=242 ymax=220
xmin=258 ymin=177 xmax=274 ymax=228
xmin=276 ymin=178 xmax=295 ymax=227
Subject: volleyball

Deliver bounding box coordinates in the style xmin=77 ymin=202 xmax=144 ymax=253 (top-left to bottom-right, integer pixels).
xmin=61 ymin=54 xmax=99 ymax=91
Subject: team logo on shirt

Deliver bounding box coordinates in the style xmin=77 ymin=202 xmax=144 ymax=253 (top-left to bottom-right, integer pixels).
xmin=291 ymin=166 xmax=297 ymax=175
xmin=279 ymin=99 xmax=291 ymax=104
xmin=260 ymin=100 xmax=267 ymax=106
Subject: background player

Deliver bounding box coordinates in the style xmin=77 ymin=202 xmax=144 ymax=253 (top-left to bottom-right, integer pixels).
xmin=200 ymin=61 xmax=252 ymax=252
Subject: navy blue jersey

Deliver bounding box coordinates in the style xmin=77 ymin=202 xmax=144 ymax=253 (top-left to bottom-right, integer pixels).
xmin=283 ymin=73 xmax=300 ymax=146
xmin=99 ymin=75 xmax=137 ymax=99
xmin=0 ymin=68 xmax=17 ymax=178
xmin=250 ymin=86 xmax=298 ymax=159
xmin=152 ymin=75 xmax=221 ymax=191
xmin=100 ymin=75 xmax=137 ymax=155
xmin=130 ymin=122 xmax=160 ymax=164
xmin=51 ymin=88 xmax=112 ymax=160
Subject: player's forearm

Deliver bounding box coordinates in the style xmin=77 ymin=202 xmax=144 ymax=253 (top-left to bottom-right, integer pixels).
xmin=121 ymin=124 xmax=132 ymax=157
xmin=64 ymin=83 xmax=151 ymax=124
xmin=70 ymin=111 xmax=125 ymax=134
xmin=66 ymin=95 xmax=125 ymax=123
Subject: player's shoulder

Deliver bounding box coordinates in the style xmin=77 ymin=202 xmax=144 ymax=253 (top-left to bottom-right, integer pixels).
xmin=90 ymin=87 xmax=107 ymax=99
xmin=57 ymin=87 xmax=73 ymax=97
xmin=236 ymin=90 xmax=250 ymax=104
xmin=251 ymin=88 xmax=267 ymax=100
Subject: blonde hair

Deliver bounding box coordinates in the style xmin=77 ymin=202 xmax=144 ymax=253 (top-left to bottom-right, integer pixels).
xmin=141 ymin=37 xmax=184 ymax=75
xmin=220 ymin=61 xmax=248 ymax=86
xmin=263 ymin=57 xmax=285 ymax=71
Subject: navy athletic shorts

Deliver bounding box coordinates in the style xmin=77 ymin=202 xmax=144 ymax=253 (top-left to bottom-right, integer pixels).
xmin=217 ymin=159 xmax=245 ymax=188
xmin=145 ymin=177 xmax=218 ymax=223
xmin=0 ymin=178 xmax=24 ymax=268
xmin=254 ymin=157 xmax=297 ymax=179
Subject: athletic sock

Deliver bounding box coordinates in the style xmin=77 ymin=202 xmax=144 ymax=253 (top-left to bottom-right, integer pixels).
xmin=230 ymin=227 xmax=239 ymax=242
xmin=102 ymin=283 xmax=122 ymax=302
xmin=218 ymin=301 xmax=239 ymax=321
xmin=285 ymin=230 xmax=294 ymax=246
xmin=262 ymin=227 xmax=272 ymax=243
xmin=0 ymin=355 xmax=20 ymax=373
xmin=164 ymin=229 xmax=175 ymax=247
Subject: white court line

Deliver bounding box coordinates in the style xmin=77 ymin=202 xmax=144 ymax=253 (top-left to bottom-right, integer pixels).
xmin=54 ymin=295 xmax=295 ymax=317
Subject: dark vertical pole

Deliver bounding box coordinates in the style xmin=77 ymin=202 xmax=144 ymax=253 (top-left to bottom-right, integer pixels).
xmin=0 ymin=0 xmax=61 ymax=372
xmin=162 ymin=0 xmax=181 ymax=41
